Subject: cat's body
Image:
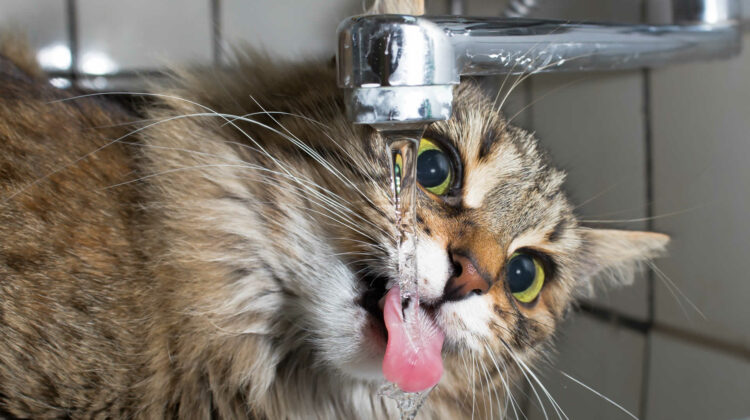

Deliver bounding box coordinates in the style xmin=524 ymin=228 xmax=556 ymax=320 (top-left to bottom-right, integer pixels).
xmin=0 ymin=21 xmax=667 ymax=420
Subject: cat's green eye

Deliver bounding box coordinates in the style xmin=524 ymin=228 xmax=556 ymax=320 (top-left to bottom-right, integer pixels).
xmin=416 ymin=138 xmax=453 ymax=195
xmin=506 ymin=252 xmax=545 ymax=303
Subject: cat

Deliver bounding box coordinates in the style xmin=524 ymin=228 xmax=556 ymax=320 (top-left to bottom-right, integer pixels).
xmin=0 ymin=2 xmax=668 ymax=419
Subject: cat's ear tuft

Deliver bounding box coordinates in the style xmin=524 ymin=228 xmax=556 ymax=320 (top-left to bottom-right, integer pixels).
xmin=366 ymin=0 xmax=425 ymax=15
xmin=579 ymin=228 xmax=669 ymax=286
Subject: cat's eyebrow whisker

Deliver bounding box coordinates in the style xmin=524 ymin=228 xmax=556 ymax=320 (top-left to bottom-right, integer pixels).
xmin=558 ymin=370 xmax=640 ymax=420
xmin=581 ymin=205 xmax=703 ymax=224
xmin=647 ymin=261 xmax=707 ymax=319
xmin=573 ymin=181 xmax=624 ymax=210
xmin=244 ymin=95 xmax=384 ymax=213
xmin=493 ymin=22 xmax=568 ymax=110
xmin=497 ymin=51 xmax=600 ymax=114
xmin=211 ymin=115 xmax=392 ymax=236
xmin=505 ymin=76 xmax=586 ymax=127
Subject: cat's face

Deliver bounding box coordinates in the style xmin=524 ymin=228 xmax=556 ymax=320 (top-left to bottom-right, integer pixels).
xmin=160 ymin=57 xmax=667 ymax=408
xmin=272 ymin=81 xmax=667 ymax=386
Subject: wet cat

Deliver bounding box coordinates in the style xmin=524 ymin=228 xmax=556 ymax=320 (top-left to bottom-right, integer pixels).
xmin=0 ymin=3 xmax=667 ymax=419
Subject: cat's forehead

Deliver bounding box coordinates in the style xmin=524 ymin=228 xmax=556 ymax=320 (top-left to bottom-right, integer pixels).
xmin=425 ymin=83 xmax=572 ymax=243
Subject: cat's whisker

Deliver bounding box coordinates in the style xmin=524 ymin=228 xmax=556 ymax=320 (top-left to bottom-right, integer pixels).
xmin=482 ymin=341 xmax=522 ymax=420
xmin=244 ymin=95 xmax=385 ymax=213
xmin=493 ymin=22 xmax=568 ymax=110
xmin=502 ymin=341 xmax=554 ymax=420
xmin=484 ymin=338 xmax=533 ymax=420
xmin=648 ymin=261 xmax=706 ymax=319
xmin=558 ymin=370 xmax=640 ymax=420
xmin=470 ymin=352 xmax=477 ymax=420
xmin=505 ymin=76 xmax=586 ymax=127
xmin=580 ymin=205 xmax=702 ymax=224
xmin=497 ymin=51 xmax=600 ymax=114
xmin=108 ymin=158 xmax=385 ymax=243
xmin=54 ymin=92 xmax=323 ymax=214
xmin=573 ymin=182 xmax=625 ymax=210
xmin=473 ymin=350 xmax=489 ymax=418
xmin=477 ymin=349 xmax=498 ymax=419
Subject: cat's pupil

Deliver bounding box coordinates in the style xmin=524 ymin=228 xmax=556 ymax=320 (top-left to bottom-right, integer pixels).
xmin=507 ymin=254 xmax=536 ymax=293
xmin=417 ymin=149 xmax=450 ymax=188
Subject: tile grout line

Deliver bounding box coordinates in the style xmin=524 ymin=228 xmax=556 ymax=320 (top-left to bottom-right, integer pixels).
xmin=65 ymin=0 xmax=79 ymax=82
xmin=638 ymin=66 xmax=655 ymax=420
xmin=211 ymin=0 xmax=222 ymax=66
xmin=637 ymin=4 xmax=655 ymax=417
xmin=578 ymin=302 xmax=750 ymax=363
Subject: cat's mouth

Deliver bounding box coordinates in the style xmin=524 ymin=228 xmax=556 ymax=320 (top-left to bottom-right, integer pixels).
xmin=357 ymin=272 xmax=441 ymax=341
xmin=358 ymin=272 xmax=390 ymax=340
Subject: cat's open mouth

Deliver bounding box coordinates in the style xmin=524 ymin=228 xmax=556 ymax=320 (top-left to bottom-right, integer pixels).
xmin=358 ymin=273 xmax=447 ymax=392
xmin=358 ymin=272 xmax=390 ymax=340
xmin=357 ymin=272 xmax=442 ymax=342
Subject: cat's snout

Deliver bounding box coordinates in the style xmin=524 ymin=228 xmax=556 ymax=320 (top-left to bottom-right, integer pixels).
xmin=442 ymin=253 xmax=491 ymax=302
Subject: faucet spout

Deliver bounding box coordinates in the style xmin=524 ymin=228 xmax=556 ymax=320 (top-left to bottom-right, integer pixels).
xmin=337 ymin=0 xmax=741 ymax=125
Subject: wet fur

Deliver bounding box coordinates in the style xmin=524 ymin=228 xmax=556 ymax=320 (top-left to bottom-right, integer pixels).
xmin=0 ymin=12 xmax=667 ymax=420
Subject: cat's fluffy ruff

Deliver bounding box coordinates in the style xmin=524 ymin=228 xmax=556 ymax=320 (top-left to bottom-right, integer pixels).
xmin=0 ymin=45 xmax=668 ymax=419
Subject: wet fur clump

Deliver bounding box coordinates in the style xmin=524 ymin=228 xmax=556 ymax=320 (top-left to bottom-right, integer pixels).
xmin=0 ymin=35 xmax=667 ymax=420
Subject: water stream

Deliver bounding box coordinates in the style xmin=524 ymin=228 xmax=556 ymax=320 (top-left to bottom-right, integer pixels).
xmin=376 ymin=125 xmax=430 ymax=420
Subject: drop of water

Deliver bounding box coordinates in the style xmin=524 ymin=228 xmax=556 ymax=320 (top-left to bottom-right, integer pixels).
xmin=378 ymin=382 xmax=432 ymax=420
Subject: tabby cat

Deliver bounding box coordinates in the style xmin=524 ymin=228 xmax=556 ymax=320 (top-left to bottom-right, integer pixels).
xmin=0 ymin=1 xmax=667 ymax=418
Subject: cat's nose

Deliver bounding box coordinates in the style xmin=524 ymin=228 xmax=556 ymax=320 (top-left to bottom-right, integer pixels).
xmin=442 ymin=253 xmax=491 ymax=302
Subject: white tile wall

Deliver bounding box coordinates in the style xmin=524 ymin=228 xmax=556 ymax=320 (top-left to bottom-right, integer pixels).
xmin=77 ymin=0 xmax=212 ymax=74
xmin=525 ymin=314 xmax=645 ymax=420
xmin=650 ymin=32 xmax=750 ymax=349
xmin=222 ymin=0 xmax=363 ymax=61
xmin=530 ymin=71 xmax=650 ymax=320
xmin=0 ymin=0 xmax=69 ymax=72
xmin=646 ymin=332 xmax=750 ymax=420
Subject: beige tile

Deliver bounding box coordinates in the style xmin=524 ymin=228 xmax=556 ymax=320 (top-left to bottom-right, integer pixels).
xmin=222 ymin=0 xmax=362 ymax=61
xmin=530 ymin=71 xmax=650 ymax=320
xmin=0 ymin=1 xmax=69 ymax=71
xmin=525 ymin=314 xmax=645 ymax=420
xmin=646 ymin=332 xmax=750 ymax=420
xmin=650 ymin=32 xmax=750 ymax=349
xmin=77 ymin=0 xmax=212 ymax=73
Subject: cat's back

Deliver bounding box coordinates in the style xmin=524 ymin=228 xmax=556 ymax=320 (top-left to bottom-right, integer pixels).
xmin=0 ymin=53 xmax=149 ymax=417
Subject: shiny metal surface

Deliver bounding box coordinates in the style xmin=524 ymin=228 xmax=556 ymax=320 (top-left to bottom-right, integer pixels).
xmin=345 ymin=85 xmax=453 ymax=125
xmin=337 ymin=0 xmax=741 ymax=125
xmin=441 ymin=17 xmax=740 ymax=77
xmin=337 ymin=15 xmax=457 ymax=88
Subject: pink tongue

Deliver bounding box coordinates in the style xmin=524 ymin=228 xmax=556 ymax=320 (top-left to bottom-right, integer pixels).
xmin=382 ymin=287 xmax=445 ymax=393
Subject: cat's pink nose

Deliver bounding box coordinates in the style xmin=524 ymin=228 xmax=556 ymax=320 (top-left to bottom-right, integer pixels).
xmin=443 ymin=254 xmax=490 ymax=302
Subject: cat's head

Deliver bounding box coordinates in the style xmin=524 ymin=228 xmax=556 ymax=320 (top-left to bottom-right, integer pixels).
xmin=310 ymin=81 xmax=668 ymax=382
xmin=151 ymin=38 xmax=666 ymax=415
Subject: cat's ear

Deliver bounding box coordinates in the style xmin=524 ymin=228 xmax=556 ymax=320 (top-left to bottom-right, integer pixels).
xmin=366 ymin=0 xmax=425 ymax=15
xmin=579 ymin=228 xmax=669 ymax=285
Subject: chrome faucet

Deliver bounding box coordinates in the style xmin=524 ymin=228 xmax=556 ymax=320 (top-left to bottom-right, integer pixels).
xmin=336 ymin=0 xmax=741 ymax=126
